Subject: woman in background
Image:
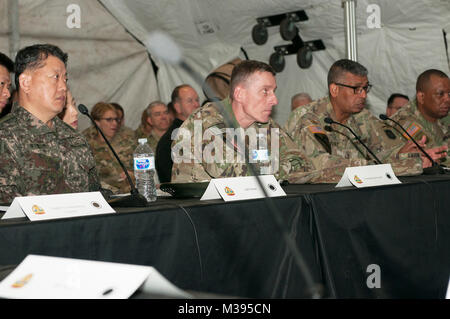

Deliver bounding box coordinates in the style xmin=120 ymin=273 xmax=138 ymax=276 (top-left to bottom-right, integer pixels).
xmin=58 ymin=90 xmax=78 ymax=129
xmin=84 ymin=102 xmax=137 ymax=194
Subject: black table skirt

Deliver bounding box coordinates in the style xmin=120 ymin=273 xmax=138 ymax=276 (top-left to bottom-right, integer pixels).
xmin=1 ymin=174 xmax=449 ymax=298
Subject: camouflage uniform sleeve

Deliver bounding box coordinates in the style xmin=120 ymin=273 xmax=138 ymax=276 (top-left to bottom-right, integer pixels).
xmin=171 ymin=115 xmax=212 ymax=183
xmin=88 ymin=160 xmax=102 ymax=192
xmin=366 ymin=117 xmax=423 ymax=176
xmin=294 ymin=122 xmax=368 ymax=183
xmin=0 ymin=139 xmax=22 ymax=203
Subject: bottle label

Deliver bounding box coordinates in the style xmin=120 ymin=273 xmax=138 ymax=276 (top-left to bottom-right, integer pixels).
xmin=251 ymin=149 xmax=269 ymax=161
xmin=134 ymin=156 xmax=155 ymax=171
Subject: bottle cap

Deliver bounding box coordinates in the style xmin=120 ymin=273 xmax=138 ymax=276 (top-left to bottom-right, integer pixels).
xmin=138 ymin=138 xmax=148 ymax=144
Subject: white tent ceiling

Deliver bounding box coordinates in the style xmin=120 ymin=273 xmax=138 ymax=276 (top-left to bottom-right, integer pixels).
xmin=0 ymin=0 xmax=159 ymax=131
xmin=1 ymin=0 xmax=450 ymax=130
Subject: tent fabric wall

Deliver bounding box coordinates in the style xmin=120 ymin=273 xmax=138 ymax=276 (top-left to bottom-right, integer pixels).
xmin=1 ymin=0 xmax=449 ymax=129
xmin=0 ymin=0 xmax=160 ymax=132
xmin=100 ymin=0 xmax=450 ymax=126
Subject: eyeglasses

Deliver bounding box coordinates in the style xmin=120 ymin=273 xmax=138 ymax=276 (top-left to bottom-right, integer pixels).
xmin=334 ymin=82 xmax=372 ymax=94
xmin=99 ymin=117 xmax=121 ymax=123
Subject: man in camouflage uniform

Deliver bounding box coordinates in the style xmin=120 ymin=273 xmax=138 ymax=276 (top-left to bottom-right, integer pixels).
xmin=285 ymin=59 xmax=431 ymax=183
xmin=0 ymin=44 xmax=101 ymax=204
xmin=135 ymin=101 xmax=170 ymax=151
xmin=171 ymin=60 xmax=322 ymax=183
xmin=387 ymin=69 xmax=449 ymax=167
xmin=0 ymin=52 xmax=13 ymax=114
xmin=83 ymin=102 xmax=137 ymax=194
xmin=386 ymin=93 xmax=409 ymax=117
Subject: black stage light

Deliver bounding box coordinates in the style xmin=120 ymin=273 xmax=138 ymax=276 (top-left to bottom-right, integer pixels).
xmin=280 ymin=15 xmax=298 ymax=41
xmin=297 ymin=45 xmax=313 ymax=69
xmin=269 ymin=51 xmax=285 ymax=73
xmin=252 ymin=22 xmax=268 ymax=45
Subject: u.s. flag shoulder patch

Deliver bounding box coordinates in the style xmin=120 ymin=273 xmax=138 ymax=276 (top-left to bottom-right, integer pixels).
xmin=307 ymin=125 xmax=326 ymax=135
xmin=403 ymin=122 xmax=422 ymax=139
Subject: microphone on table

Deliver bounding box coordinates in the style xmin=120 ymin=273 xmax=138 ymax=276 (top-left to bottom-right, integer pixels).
xmin=143 ymin=31 xmax=323 ymax=299
xmin=378 ymin=114 xmax=445 ymax=175
xmin=78 ymin=104 xmax=148 ymax=207
xmin=324 ymin=117 xmax=383 ymax=165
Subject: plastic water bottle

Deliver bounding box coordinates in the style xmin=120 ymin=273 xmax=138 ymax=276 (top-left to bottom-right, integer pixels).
xmin=252 ymin=132 xmax=271 ymax=175
xmin=133 ymin=138 xmax=157 ymax=202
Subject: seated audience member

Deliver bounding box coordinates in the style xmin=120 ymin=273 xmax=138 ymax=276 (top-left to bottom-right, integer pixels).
xmin=83 ymin=101 xmax=135 ymax=141
xmin=386 ymin=93 xmax=409 ymax=117
xmin=170 ymin=61 xmax=317 ymax=183
xmin=58 ymin=89 xmax=78 ymax=129
xmin=291 ymin=92 xmax=312 ymax=111
xmin=111 ymin=102 xmax=135 ymax=136
xmin=285 ymin=59 xmax=446 ymax=183
xmin=84 ymin=102 xmax=137 ymax=193
xmin=0 ymin=52 xmax=13 ymax=117
xmin=135 ymin=101 xmax=170 ymax=151
xmin=135 ymin=107 xmax=153 ymax=139
xmin=0 ymin=44 xmax=100 ymax=203
xmin=155 ymin=84 xmax=200 ymax=183
xmin=390 ymin=69 xmax=449 ymax=166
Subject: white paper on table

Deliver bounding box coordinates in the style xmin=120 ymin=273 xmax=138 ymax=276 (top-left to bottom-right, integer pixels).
xmin=336 ymin=164 xmax=401 ymax=188
xmin=0 ymin=255 xmax=189 ymax=299
xmin=446 ymin=277 xmax=450 ymax=299
xmin=2 ymin=192 xmax=115 ymax=221
xmin=201 ymin=175 xmax=286 ymax=201
xmin=141 ymin=268 xmax=193 ymax=298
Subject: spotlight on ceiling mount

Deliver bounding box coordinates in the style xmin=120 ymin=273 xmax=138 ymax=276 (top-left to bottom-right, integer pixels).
xmin=297 ymin=45 xmax=313 ymax=69
xmin=269 ymin=49 xmax=286 ymax=73
xmin=252 ymin=21 xmax=269 ymax=45
xmin=251 ymin=10 xmax=325 ymax=73
xmin=280 ymin=14 xmax=299 ymax=41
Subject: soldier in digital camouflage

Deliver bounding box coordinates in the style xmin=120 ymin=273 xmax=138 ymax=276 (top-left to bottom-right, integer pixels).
xmin=83 ymin=102 xmax=137 ymax=194
xmin=285 ymin=59 xmax=440 ymax=183
xmin=135 ymin=101 xmax=170 ymax=151
xmin=0 ymin=44 xmax=101 ymax=203
xmin=0 ymin=51 xmax=13 ymax=114
xmin=386 ymin=69 xmax=449 ymax=167
xmin=171 ymin=60 xmax=323 ymax=184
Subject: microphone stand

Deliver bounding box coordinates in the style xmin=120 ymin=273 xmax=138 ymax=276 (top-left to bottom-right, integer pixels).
xmin=78 ymin=104 xmax=149 ymax=207
xmin=379 ymin=114 xmax=446 ymax=175
xmin=324 ymin=117 xmax=383 ymax=164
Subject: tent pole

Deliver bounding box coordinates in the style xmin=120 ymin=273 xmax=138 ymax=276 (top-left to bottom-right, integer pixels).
xmin=8 ymin=0 xmax=20 ymax=60
xmin=342 ymin=0 xmax=358 ymax=61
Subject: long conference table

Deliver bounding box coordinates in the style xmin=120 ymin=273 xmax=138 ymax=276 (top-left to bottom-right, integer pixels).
xmin=0 ymin=174 xmax=449 ymax=299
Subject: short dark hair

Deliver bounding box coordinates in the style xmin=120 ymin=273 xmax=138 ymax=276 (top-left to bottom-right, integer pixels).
xmin=416 ymin=69 xmax=449 ymax=92
xmin=387 ymin=93 xmax=409 ymax=107
xmin=171 ymin=84 xmax=192 ymax=104
xmin=14 ymin=44 xmax=68 ymax=89
xmin=0 ymin=52 xmax=14 ymax=73
xmin=230 ymin=60 xmax=275 ymax=99
xmin=327 ymin=59 xmax=368 ymax=87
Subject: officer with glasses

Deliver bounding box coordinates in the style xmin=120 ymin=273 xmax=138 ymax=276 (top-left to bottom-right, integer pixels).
xmin=83 ymin=102 xmax=137 ymax=194
xmin=285 ymin=59 xmax=427 ymax=183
